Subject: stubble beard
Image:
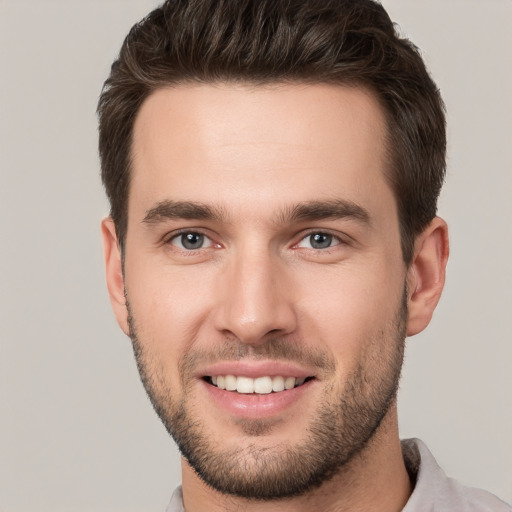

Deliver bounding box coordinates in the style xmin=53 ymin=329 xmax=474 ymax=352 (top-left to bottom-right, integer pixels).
xmin=126 ymin=289 xmax=407 ymax=500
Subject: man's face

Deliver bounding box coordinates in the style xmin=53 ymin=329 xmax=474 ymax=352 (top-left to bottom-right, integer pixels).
xmin=118 ymin=83 xmax=409 ymax=498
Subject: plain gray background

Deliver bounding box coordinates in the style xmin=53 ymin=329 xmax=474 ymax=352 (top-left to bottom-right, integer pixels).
xmin=1 ymin=1 xmax=511 ymax=510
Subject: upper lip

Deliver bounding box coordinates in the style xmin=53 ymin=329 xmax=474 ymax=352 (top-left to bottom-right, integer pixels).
xmin=196 ymin=360 xmax=317 ymax=379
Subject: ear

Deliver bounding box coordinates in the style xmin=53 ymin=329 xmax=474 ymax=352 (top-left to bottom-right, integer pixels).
xmin=406 ymin=217 xmax=449 ymax=336
xmin=101 ymin=217 xmax=129 ymax=336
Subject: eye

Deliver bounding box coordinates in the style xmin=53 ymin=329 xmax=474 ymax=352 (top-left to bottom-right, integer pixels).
xmin=297 ymin=232 xmax=340 ymax=250
xmin=169 ymin=232 xmax=213 ymax=250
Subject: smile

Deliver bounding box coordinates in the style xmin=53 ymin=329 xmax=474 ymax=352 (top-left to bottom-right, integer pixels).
xmin=207 ymin=375 xmax=312 ymax=394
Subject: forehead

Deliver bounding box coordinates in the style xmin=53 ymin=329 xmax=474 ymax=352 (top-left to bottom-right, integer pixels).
xmin=130 ymin=83 xmax=393 ymax=219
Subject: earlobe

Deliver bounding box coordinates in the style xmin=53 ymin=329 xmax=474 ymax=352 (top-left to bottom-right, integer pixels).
xmin=406 ymin=217 xmax=449 ymax=337
xmin=101 ymin=217 xmax=129 ymax=336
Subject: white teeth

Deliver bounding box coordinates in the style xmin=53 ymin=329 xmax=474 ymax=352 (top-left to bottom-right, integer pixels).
xmin=254 ymin=376 xmax=273 ymax=394
xmin=209 ymin=375 xmax=309 ymax=394
xmin=236 ymin=376 xmax=254 ymax=394
xmin=272 ymin=376 xmax=285 ymax=392
xmin=284 ymin=377 xmax=296 ymax=390
xmin=225 ymin=375 xmax=237 ymax=391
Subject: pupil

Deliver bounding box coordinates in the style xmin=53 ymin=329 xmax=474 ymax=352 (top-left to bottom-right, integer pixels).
xmin=182 ymin=233 xmax=203 ymax=249
xmin=311 ymin=233 xmax=332 ymax=249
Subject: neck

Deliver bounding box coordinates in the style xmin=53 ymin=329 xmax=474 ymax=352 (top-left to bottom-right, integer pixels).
xmin=180 ymin=403 xmax=412 ymax=512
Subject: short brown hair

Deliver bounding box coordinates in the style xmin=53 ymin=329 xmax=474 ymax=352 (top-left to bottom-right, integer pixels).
xmin=98 ymin=0 xmax=446 ymax=264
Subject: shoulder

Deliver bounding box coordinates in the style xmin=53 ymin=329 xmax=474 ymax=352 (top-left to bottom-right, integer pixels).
xmin=164 ymin=485 xmax=185 ymax=512
xmin=402 ymin=438 xmax=511 ymax=512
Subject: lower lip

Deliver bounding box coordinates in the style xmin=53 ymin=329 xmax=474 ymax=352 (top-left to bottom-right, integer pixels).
xmin=201 ymin=379 xmax=315 ymax=419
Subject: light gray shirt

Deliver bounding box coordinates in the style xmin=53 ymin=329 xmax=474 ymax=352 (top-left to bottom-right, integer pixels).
xmin=165 ymin=438 xmax=511 ymax=511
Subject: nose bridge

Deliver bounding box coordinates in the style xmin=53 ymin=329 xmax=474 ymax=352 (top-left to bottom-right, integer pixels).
xmin=214 ymin=240 xmax=296 ymax=344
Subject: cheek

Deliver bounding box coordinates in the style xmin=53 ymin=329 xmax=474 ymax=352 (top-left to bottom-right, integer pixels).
xmin=124 ymin=257 xmax=218 ymax=350
xmin=294 ymin=261 xmax=405 ymax=359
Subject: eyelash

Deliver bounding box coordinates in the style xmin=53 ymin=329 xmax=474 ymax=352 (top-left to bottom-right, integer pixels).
xmin=164 ymin=229 xmax=215 ymax=250
xmin=163 ymin=229 xmax=347 ymax=253
xmin=294 ymin=230 xmax=346 ymax=251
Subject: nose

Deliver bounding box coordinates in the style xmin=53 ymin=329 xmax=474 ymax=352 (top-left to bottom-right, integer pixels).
xmin=212 ymin=245 xmax=297 ymax=345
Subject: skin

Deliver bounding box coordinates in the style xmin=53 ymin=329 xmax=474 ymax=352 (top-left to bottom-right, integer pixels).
xmin=102 ymin=83 xmax=448 ymax=512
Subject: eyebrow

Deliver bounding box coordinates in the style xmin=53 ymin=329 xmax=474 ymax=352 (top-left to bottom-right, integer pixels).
xmin=142 ymin=200 xmax=226 ymax=224
xmin=142 ymin=198 xmax=371 ymax=226
xmin=279 ymin=199 xmax=371 ymax=226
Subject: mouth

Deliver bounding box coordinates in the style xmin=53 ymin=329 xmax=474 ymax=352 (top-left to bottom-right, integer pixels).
xmin=204 ymin=375 xmax=314 ymax=394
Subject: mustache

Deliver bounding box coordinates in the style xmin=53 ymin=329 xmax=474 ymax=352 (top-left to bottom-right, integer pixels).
xmin=178 ymin=336 xmax=337 ymax=379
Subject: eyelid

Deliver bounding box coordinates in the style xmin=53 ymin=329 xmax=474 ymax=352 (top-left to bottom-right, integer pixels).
xmin=163 ymin=228 xmax=217 ymax=249
xmin=293 ymin=229 xmax=349 ymax=250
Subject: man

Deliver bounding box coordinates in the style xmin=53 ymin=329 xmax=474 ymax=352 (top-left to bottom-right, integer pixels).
xmin=97 ymin=1 xmax=510 ymax=511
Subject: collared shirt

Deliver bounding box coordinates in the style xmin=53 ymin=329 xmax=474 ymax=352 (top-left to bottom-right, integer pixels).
xmin=165 ymin=438 xmax=511 ymax=511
